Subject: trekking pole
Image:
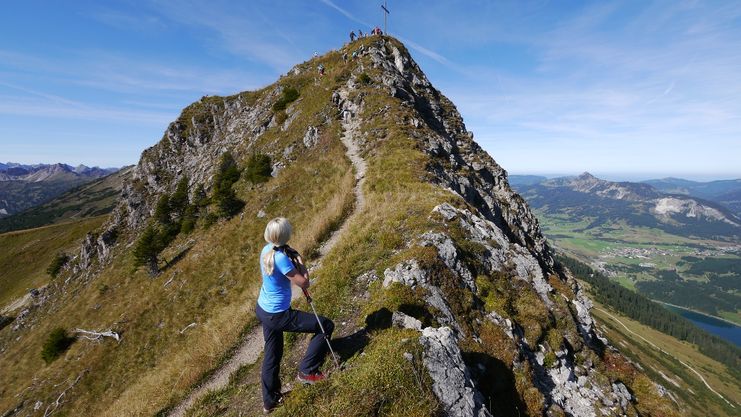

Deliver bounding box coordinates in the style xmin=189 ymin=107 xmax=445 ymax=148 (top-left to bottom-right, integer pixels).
xmin=302 ymin=288 xmax=341 ymax=369
xmin=283 ymin=246 xmax=341 ymax=369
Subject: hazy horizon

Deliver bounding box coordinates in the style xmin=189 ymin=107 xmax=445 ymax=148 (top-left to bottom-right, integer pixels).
xmin=511 ymin=172 xmax=741 ymax=183
xmin=2 ymin=159 xmax=739 ymax=183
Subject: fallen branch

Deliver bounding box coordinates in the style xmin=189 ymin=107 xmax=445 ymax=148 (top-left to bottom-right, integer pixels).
xmin=14 ymin=376 xmax=39 ymax=398
xmin=179 ymin=322 xmax=197 ymax=334
xmin=43 ymin=370 xmax=87 ymax=417
xmin=74 ymin=328 xmax=120 ymax=342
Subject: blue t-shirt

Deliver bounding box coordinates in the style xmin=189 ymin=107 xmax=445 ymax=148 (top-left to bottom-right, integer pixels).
xmin=257 ymin=244 xmax=295 ymax=313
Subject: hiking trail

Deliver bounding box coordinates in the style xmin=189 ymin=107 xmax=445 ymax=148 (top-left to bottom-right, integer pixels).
xmin=167 ymin=90 xmax=365 ymax=417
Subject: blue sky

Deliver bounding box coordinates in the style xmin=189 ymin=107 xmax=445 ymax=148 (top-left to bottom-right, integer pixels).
xmin=1 ymin=1 xmax=740 ymax=180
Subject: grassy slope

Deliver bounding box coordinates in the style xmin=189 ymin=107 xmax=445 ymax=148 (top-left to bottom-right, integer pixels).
xmin=0 ymin=143 xmax=353 ymax=414
xmin=590 ymin=299 xmax=740 ymax=416
xmin=0 ymin=216 xmax=107 ymax=308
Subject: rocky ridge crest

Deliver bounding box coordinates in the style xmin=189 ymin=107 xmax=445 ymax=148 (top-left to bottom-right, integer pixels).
xmin=315 ymin=38 xmax=673 ymax=416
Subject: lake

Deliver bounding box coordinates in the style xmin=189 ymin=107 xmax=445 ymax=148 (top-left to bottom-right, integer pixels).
xmin=663 ymin=304 xmax=741 ymax=347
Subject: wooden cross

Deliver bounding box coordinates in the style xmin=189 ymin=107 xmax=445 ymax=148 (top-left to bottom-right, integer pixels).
xmin=381 ymin=1 xmax=390 ymax=35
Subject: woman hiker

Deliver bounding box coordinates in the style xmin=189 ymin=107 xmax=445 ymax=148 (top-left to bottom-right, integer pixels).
xmin=256 ymin=217 xmax=335 ymax=413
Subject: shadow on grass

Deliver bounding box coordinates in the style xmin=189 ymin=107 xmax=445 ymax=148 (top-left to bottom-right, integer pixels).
xmin=162 ymin=246 xmax=192 ymax=272
xmin=0 ymin=315 xmax=14 ymax=331
xmin=331 ymin=328 xmax=371 ymax=363
xmin=364 ymin=307 xmax=392 ymax=331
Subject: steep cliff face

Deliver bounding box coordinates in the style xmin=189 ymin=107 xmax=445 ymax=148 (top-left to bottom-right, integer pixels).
xmin=116 ymin=88 xmax=276 ymax=230
xmin=367 ymin=42 xmax=552 ymax=265
xmin=0 ymin=37 xmax=683 ymax=417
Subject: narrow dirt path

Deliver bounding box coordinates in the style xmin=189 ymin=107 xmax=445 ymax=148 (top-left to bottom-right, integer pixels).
xmin=168 ymin=92 xmax=365 ymax=417
xmin=314 ymin=89 xmax=366 ymax=261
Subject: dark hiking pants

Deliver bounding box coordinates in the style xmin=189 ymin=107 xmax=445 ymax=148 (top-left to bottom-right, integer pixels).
xmin=256 ymin=303 xmax=335 ymax=409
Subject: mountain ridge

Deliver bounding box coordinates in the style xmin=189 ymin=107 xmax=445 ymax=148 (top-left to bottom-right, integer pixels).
xmin=0 ymin=163 xmax=119 ymax=218
xmin=0 ymin=167 xmax=132 ymax=233
xmin=512 ymin=172 xmax=741 ymax=239
xmin=0 ymin=162 xmax=117 ymax=181
xmin=0 ymin=37 xmax=708 ymax=416
xmin=509 ymin=174 xmax=741 ymax=218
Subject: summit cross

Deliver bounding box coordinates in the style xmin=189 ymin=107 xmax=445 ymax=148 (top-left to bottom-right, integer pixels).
xmin=381 ymin=1 xmax=390 ymax=35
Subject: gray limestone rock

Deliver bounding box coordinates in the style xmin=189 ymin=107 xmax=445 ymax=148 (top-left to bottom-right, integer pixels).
xmin=392 ymin=311 xmax=422 ymax=331
xmin=419 ymin=327 xmax=492 ymax=417
xmin=545 ymin=362 xmax=600 ymax=417
xmin=357 ymin=271 xmax=379 ymax=285
xmin=79 ymin=232 xmax=97 ymax=270
xmin=486 ymin=311 xmax=514 ymax=340
xmin=572 ymin=285 xmax=598 ymax=344
xmin=303 ymin=126 xmax=319 ymax=148
xmin=383 ymin=260 xmax=460 ymax=333
xmin=611 ymin=382 xmax=632 ymax=410
xmin=383 ymin=260 xmax=427 ymax=288
xmin=419 ymin=232 xmax=476 ymax=292
xmin=96 ymin=227 xmax=117 ymax=262
xmin=510 ymin=250 xmax=554 ymax=307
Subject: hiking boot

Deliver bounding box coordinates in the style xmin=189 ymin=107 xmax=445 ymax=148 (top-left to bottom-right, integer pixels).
xmin=296 ymin=371 xmax=326 ymax=385
xmin=263 ymin=393 xmax=284 ymax=414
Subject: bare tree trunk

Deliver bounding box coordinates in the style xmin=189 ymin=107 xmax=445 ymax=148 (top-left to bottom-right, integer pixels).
xmin=148 ymin=257 xmax=160 ymax=276
xmin=43 ymin=370 xmax=87 ymax=416
xmin=74 ymin=328 xmax=120 ymax=342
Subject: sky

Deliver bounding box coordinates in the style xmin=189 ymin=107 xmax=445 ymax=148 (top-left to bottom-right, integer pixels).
xmin=1 ymin=0 xmax=740 ymax=181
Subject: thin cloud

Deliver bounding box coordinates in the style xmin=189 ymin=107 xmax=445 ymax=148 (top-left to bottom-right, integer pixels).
xmin=0 ymin=81 xmax=84 ymax=108
xmin=319 ymin=0 xmax=371 ymax=27
xmin=663 ymin=81 xmax=675 ymax=96
xmin=1 ymin=48 xmax=264 ymax=96
xmin=395 ymin=36 xmax=450 ymax=65
xmin=87 ymin=8 xmax=166 ymax=32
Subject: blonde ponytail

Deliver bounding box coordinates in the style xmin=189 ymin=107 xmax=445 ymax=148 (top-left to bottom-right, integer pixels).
xmin=262 ymin=217 xmax=292 ymax=275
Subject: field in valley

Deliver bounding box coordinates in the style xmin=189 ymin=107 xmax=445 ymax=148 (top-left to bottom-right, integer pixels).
xmin=538 ymin=211 xmax=741 ymax=326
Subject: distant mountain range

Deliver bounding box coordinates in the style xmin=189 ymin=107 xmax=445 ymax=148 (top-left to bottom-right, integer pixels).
xmin=0 ymin=166 xmax=132 ymax=233
xmin=510 ymin=173 xmax=741 ymax=240
xmin=0 ymin=162 xmax=118 ymax=218
xmin=642 ymin=177 xmax=741 ymax=216
xmin=0 ymin=162 xmax=117 ymax=182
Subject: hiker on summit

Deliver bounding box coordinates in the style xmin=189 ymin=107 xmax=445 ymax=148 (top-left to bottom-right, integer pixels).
xmin=256 ymin=217 xmax=335 ymax=413
xmin=349 ymin=30 xmax=356 ymax=42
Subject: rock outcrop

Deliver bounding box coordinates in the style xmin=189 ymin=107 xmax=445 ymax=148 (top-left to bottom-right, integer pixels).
xmin=420 ymin=326 xmax=493 ymax=417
